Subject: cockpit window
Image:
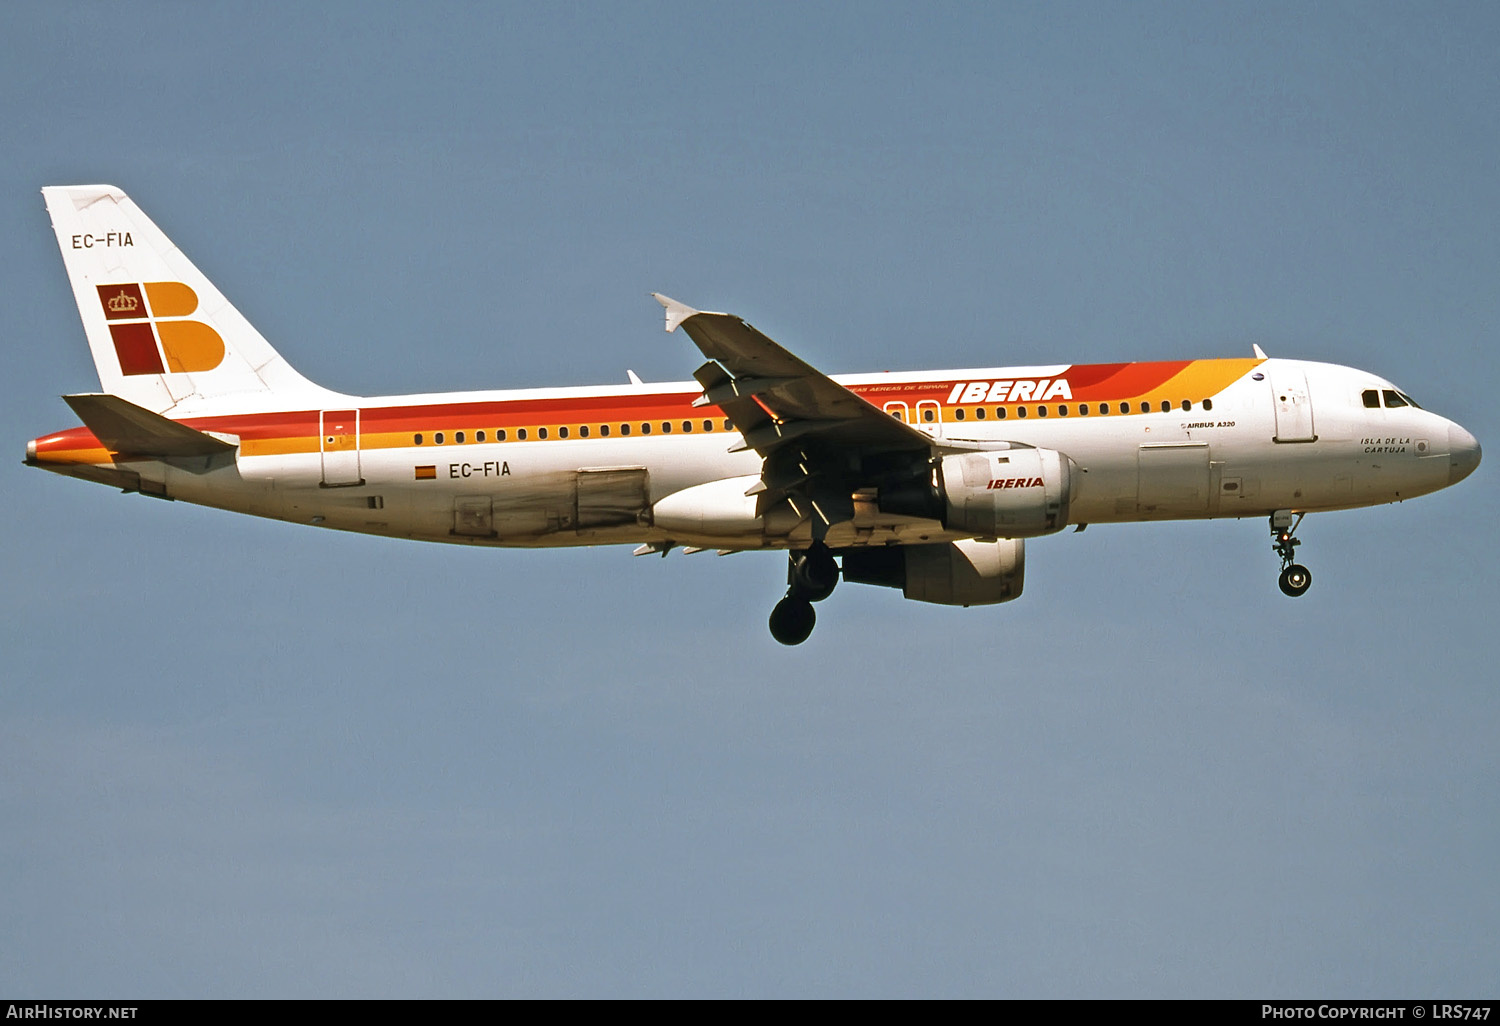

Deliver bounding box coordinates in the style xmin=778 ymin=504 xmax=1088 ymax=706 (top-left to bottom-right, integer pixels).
xmin=1362 ymin=389 xmax=1380 ymax=408
xmin=1398 ymin=391 xmax=1423 ymax=409
xmin=1382 ymin=389 xmax=1408 ymax=408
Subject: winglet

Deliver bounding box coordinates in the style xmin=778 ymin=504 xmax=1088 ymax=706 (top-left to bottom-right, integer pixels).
xmin=1253 ymin=343 xmax=1268 ymax=359
xmin=652 ymin=293 xmax=699 ymax=333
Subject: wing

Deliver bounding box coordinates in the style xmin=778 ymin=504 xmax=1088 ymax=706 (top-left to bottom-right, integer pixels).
xmin=655 ymin=294 xmax=935 ymax=539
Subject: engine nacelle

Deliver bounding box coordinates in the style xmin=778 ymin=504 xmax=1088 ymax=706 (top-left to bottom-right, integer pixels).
xmin=939 ymin=448 xmax=1077 ymax=537
xmin=842 ymin=538 xmax=1025 ymax=606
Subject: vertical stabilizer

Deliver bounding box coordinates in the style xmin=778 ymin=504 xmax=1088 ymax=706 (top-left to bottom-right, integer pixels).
xmin=42 ymin=185 xmax=339 ymax=414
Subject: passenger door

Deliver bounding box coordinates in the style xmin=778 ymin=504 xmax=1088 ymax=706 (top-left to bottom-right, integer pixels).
xmin=320 ymin=409 xmax=363 ymax=486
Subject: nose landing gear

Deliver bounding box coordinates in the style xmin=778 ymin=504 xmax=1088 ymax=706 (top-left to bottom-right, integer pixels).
xmin=1271 ymin=510 xmax=1312 ymax=597
xmin=768 ymin=543 xmax=839 ymax=645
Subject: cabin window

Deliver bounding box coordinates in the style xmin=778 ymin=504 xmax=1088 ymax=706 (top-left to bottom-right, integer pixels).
xmin=923 ymin=408 xmax=935 ymax=422
xmin=1079 ymin=404 xmax=1089 ymax=416
xmin=682 ymin=421 xmax=692 ymax=433
xmin=1202 ymin=399 xmax=1213 ymax=412
xmin=703 ymin=420 xmax=713 ymax=432
xmin=975 ymin=407 xmax=986 ymax=420
xmin=1098 ymin=403 xmax=1109 ymax=415
xmin=722 ymin=419 xmax=731 ymax=430
xmin=661 ymin=422 xmax=671 ymax=433
xmin=517 ymin=428 xmax=528 ymax=440
xmin=559 ymin=426 xmax=569 ymax=439
xmin=414 ymin=433 xmax=424 ymax=445
xmin=476 ymin=430 xmax=486 ymax=442
xmin=1037 ymin=406 xmax=1048 ymax=417
xmin=996 ymin=407 xmax=1007 ymax=419
xmin=435 ymin=432 xmax=445 ymax=444
xmin=1058 ymin=405 xmax=1068 ymax=417
xmin=641 ymin=423 xmax=651 ymax=434
xmin=580 ymin=425 xmax=590 ymax=438
xmin=620 ymin=424 xmax=630 ymax=435
xmin=600 ymin=424 xmax=610 ymax=437
xmin=955 ymin=408 xmax=966 ymax=421
xmin=538 ymin=427 xmax=548 ymax=439
xmin=455 ymin=430 xmax=465 ymax=443
xmin=1181 ymin=400 xmax=1191 ymax=412
xmin=497 ymin=429 xmax=507 ymax=440
xmin=1017 ymin=407 xmax=1027 ymax=419
xmin=1141 ymin=402 xmax=1151 ymax=413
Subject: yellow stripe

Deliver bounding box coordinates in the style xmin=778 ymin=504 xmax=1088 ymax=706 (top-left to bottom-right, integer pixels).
xmin=35 ymin=446 xmax=113 ymax=465
xmin=1138 ymin=358 xmax=1262 ymax=403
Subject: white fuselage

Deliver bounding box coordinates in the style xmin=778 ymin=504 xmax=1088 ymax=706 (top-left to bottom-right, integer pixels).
xmin=61 ymin=357 xmax=1469 ymax=552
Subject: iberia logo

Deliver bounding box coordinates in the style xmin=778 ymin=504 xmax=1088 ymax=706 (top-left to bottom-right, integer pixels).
xmin=96 ymin=282 xmax=225 ymax=375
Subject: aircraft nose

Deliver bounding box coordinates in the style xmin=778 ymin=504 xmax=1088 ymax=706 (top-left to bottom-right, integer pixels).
xmin=1449 ymin=423 xmax=1481 ymax=485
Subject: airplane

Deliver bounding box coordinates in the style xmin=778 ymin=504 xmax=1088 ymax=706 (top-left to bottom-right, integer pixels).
xmin=27 ymin=185 xmax=1482 ymax=644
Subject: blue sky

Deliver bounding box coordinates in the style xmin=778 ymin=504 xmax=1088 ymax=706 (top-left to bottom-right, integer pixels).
xmin=2 ymin=1 xmax=1497 ymax=997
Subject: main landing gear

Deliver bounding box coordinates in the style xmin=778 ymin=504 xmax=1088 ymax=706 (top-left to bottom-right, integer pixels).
xmin=769 ymin=543 xmax=839 ymax=645
xmin=1271 ymin=509 xmax=1313 ymax=598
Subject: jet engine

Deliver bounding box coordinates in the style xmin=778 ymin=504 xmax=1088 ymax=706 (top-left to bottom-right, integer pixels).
xmin=841 ymin=538 xmax=1024 ymax=606
xmin=880 ymin=448 xmax=1078 ymax=538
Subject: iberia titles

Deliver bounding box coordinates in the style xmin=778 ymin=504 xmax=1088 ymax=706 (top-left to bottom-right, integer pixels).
xmin=946 ymin=379 xmax=1072 ymax=404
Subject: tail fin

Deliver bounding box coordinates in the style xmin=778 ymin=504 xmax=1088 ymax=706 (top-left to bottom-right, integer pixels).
xmin=42 ymin=185 xmax=337 ymax=414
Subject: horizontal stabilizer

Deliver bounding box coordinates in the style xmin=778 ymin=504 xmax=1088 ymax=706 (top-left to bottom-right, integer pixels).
xmin=63 ymin=393 xmax=237 ymax=458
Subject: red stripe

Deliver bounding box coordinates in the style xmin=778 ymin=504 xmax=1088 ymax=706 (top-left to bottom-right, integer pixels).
xmin=40 ymin=359 xmax=1231 ymax=446
xmin=1069 ymin=360 xmax=1191 ymax=399
xmin=1057 ymin=362 xmax=1129 ymax=389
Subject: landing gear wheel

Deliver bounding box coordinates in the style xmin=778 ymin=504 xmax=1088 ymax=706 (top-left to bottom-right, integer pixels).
xmin=1270 ymin=511 xmax=1313 ymax=598
xmin=1278 ymin=563 xmax=1312 ymax=597
xmin=769 ymin=596 xmax=816 ymax=646
xmin=791 ymin=543 xmax=839 ymax=603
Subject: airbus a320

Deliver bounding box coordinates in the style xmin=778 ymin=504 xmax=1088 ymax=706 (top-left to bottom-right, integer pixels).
xmin=27 ymin=186 xmax=1481 ymax=643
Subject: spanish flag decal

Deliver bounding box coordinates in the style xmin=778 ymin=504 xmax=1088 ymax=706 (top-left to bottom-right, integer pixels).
xmin=415 ymin=466 xmax=436 ymax=480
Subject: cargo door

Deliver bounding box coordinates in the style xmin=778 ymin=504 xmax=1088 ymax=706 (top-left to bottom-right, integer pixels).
xmin=1138 ymin=442 xmax=1211 ymax=515
xmin=575 ymin=468 xmax=650 ymax=530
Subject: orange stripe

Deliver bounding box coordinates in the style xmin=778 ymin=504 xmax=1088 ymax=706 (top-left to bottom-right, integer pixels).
xmin=33 ymin=445 xmax=113 ymax=465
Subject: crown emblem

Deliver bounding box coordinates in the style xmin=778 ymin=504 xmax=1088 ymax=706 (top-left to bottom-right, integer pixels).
xmin=108 ymin=291 xmax=139 ymax=313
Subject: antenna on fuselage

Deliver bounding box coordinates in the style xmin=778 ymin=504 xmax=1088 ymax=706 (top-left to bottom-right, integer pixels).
xmin=627 ymin=369 xmax=644 ymax=386
xmin=1253 ymin=344 xmax=1269 ymax=359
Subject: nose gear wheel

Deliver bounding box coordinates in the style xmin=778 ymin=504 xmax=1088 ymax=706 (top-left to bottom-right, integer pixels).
xmin=1270 ymin=511 xmax=1312 ymax=598
xmin=1278 ymin=563 xmax=1312 ymax=597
